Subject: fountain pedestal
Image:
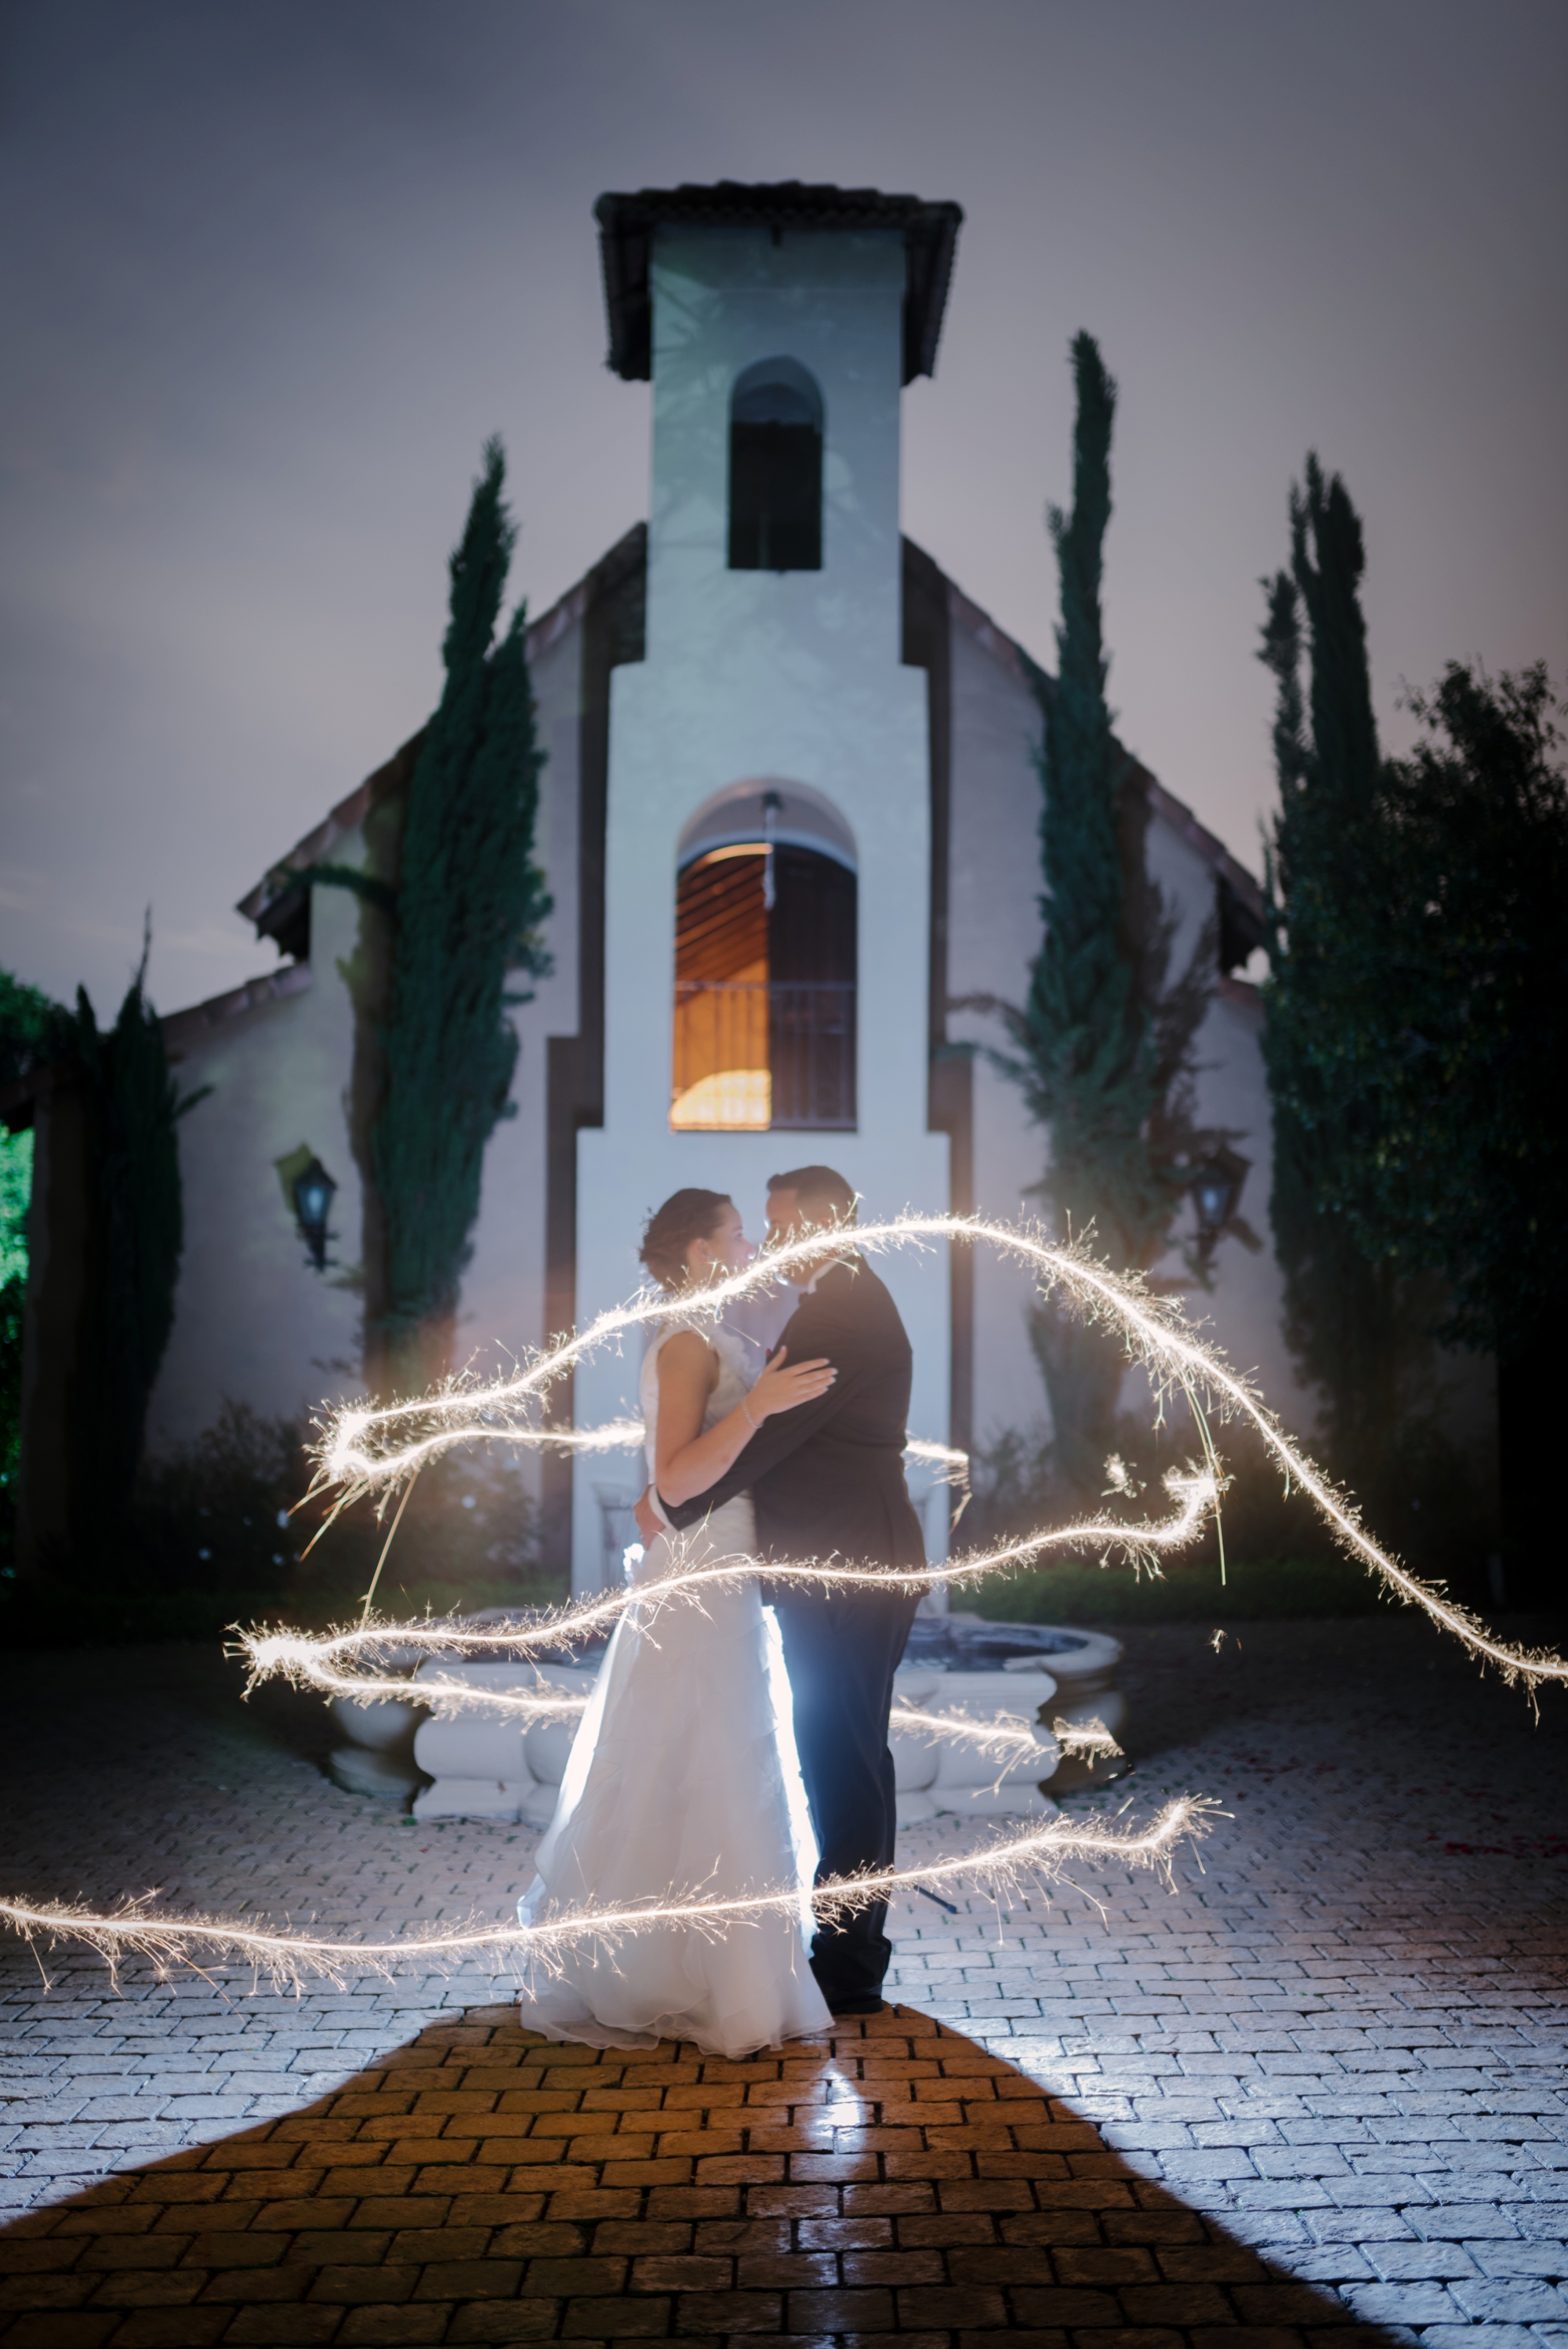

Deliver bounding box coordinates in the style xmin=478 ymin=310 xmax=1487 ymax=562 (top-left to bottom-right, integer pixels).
xmin=359 ymin=1609 xmax=1126 ymax=1828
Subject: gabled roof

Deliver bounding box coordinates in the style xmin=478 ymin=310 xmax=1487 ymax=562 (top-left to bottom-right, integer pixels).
xmin=594 ymin=181 xmax=963 ymax=386
xmin=234 ymin=524 xmax=646 ymax=940
xmin=939 ymin=567 xmax=1268 ymax=933
xmin=230 ymin=519 xmax=1264 ymax=1009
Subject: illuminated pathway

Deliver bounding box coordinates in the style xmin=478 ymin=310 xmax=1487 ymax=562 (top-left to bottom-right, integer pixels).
xmin=2 ymin=1611 xmax=1565 ymax=2343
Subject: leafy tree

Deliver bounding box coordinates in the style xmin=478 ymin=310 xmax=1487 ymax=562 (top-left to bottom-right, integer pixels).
xmin=366 ymin=439 xmax=551 ymax=1393
xmin=0 ymin=968 xmax=63 ymax=1092
xmin=0 ymin=1152 xmax=31 ymax=1547
xmin=1296 ymin=662 xmax=1566 ymax=1597
xmin=1308 ymin=663 xmax=1567 ymax=1357
xmin=975 ymin=334 xmax=1221 ymax=1494
xmin=1 ymin=969 xmax=63 ymax=1556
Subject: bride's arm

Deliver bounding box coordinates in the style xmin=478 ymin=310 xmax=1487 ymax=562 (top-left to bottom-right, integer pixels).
xmin=654 ymin=1331 xmax=836 ymax=1507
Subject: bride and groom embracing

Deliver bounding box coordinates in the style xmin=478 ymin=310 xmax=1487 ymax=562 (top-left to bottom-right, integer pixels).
xmin=515 ymin=1164 xmax=927 ymax=2059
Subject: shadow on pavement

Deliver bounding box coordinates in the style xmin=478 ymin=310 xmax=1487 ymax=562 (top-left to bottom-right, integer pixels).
xmin=0 ymin=2001 xmax=1401 ymax=2346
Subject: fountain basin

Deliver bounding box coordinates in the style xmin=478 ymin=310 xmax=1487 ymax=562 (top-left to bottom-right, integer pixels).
xmin=394 ymin=1609 xmax=1123 ymax=1825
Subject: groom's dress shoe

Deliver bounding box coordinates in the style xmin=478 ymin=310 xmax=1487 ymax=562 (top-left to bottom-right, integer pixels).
xmin=827 ymin=1996 xmax=886 ymax=2017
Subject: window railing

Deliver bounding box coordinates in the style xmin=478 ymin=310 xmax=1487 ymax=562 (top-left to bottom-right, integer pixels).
xmin=672 ymin=981 xmax=856 ymax=1131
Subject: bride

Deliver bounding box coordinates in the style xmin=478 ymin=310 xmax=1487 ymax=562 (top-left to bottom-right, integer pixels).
xmin=515 ymin=1186 xmax=837 ymax=2056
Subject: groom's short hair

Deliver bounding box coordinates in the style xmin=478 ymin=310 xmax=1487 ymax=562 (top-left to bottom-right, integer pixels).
xmin=767 ymin=1164 xmax=858 ymax=1227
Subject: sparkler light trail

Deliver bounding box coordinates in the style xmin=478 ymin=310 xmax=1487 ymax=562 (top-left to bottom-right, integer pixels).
xmin=243 ymin=1618 xmax=1116 ymax=1775
xmin=886 ymin=1702 xmax=1121 ymax=1768
xmin=7 ymin=1210 xmax=1553 ymax=1997
xmin=0 ymin=1796 xmax=1206 ymax=1994
xmin=237 ymin=1467 xmax=1214 ymax=1717
xmin=249 ymin=1614 xmax=1119 ymax=1770
xmin=310 ymin=1214 xmax=1568 ymax=1694
xmin=453 ymin=1415 xmax=970 ymax=1485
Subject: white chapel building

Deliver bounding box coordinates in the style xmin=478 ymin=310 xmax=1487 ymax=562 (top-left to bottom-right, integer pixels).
xmin=111 ymin=183 xmax=1287 ymax=1595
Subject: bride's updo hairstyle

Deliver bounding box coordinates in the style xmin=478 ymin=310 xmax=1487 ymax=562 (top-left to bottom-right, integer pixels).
xmin=639 ymin=1188 xmax=735 ymax=1294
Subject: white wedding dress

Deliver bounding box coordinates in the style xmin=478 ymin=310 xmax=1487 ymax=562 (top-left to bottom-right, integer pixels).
xmin=514 ymin=1320 xmax=831 ymax=2057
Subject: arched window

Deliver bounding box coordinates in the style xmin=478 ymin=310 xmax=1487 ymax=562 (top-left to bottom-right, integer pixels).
xmin=728 ymin=358 xmax=823 ymax=572
xmin=672 ymin=790 xmax=855 ymax=1131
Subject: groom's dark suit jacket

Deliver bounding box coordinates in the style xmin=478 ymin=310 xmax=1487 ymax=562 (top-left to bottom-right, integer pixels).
xmin=660 ymin=1254 xmax=925 ymax=1569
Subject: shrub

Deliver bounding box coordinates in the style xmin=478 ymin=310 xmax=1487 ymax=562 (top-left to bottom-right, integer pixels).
xmin=964 ymin=1389 xmax=1497 ymax=1624
xmin=1 ymin=1398 xmax=564 ymax=1646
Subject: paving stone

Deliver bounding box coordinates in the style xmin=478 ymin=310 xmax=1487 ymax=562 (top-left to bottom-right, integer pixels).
xmin=1 ymin=1618 xmax=1565 ymax=2343
xmin=1448 ymin=2277 xmax=1568 ymax=2320
xmin=1415 ymin=2206 xmax=1529 ymax=2239
xmin=1419 ymin=2331 xmax=1549 ymax=2349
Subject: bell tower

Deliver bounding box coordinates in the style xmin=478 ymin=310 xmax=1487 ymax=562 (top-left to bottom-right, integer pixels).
xmin=570 ymin=181 xmax=963 ymax=1594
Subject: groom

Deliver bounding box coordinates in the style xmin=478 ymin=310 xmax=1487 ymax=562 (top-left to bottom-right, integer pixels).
xmin=641 ymin=1164 xmax=924 ymax=2016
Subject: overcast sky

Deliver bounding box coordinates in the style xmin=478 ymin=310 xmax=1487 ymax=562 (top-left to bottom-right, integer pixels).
xmin=2 ymin=0 xmax=1564 ymax=1018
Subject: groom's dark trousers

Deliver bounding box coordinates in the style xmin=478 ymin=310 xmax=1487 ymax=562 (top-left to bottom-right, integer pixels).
xmin=661 ymin=1255 xmax=925 ymax=2010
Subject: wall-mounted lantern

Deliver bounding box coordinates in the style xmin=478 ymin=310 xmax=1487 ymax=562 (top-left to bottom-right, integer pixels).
xmin=1189 ymin=1149 xmax=1248 ymax=1260
xmin=291 ymin=1155 xmax=337 ymax=1272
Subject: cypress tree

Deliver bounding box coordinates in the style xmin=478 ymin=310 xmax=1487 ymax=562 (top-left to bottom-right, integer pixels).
xmin=1293 ymin=458 xmax=1381 ymax=820
xmin=1 ymin=957 xmax=196 ymax=1568
xmin=978 ymin=335 xmax=1218 ymax=1495
xmin=60 ymin=951 xmax=199 ymax=1559
xmin=1260 ymin=459 xmax=1402 ymax=1480
xmin=1026 ymin=338 xmax=1157 ymax=1254
xmin=368 ymin=439 xmax=550 ymax=1393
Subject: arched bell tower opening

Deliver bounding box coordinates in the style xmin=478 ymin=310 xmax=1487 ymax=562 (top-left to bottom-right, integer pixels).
xmin=728 ymin=358 xmax=824 ymax=572
xmin=671 ymin=783 xmax=856 ymax=1131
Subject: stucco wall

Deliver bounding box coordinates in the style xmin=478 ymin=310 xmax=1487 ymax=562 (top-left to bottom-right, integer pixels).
xmin=1137 ymin=815 xmax=1308 ymax=1424
xmin=146 ymin=869 xmax=366 ymax=1450
xmin=943 ymin=596 xmax=1053 ymax=1453
xmin=942 ymin=590 xmax=1315 ymax=1464
xmin=452 ymin=588 xmax=586 ymax=1510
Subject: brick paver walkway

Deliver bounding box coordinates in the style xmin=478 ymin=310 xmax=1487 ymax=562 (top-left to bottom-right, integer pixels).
xmin=2 ymin=1613 xmax=1566 ymax=2346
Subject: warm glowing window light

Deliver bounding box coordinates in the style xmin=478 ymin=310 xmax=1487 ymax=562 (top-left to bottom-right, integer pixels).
xmin=670 ymin=832 xmax=857 ymax=1131
xmin=672 ymin=846 xmax=770 ymax=1129
xmin=671 ymin=1066 xmax=771 ymax=1129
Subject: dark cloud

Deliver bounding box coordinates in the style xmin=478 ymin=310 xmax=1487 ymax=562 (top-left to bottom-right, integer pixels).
xmin=2 ymin=0 xmax=1564 ymax=1011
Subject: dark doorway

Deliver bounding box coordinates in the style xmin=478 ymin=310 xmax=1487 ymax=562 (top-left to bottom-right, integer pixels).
xmin=728 ymin=358 xmax=824 ymax=572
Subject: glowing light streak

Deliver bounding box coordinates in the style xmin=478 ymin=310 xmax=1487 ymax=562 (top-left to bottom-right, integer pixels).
xmin=902 ymin=1437 xmax=972 ymax=1476
xmin=887 ymin=1701 xmax=1050 ymax=1765
xmin=14 ymin=1211 xmax=1553 ymax=2001
xmin=499 ymin=1415 xmax=649 ymax=1455
xmin=422 ymin=1414 xmax=968 ymax=1483
xmin=0 ymin=1796 xmax=1209 ymax=1991
xmin=285 ymin=1643 xmax=1120 ymax=1771
xmin=307 ymin=1216 xmax=1566 ymax=1693
xmin=886 ymin=1701 xmax=1112 ymax=1770
xmin=236 ymin=1468 xmax=1214 ymax=1711
xmin=1051 ymin=1717 xmax=1123 ymax=1759
xmin=887 ymin=1705 xmax=1119 ymax=1770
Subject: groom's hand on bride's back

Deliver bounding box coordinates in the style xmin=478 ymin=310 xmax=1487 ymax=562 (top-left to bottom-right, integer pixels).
xmin=747 ymin=1344 xmax=837 ymax=1422
xmin=651 ymin=1349 xmax=837 ymax=1527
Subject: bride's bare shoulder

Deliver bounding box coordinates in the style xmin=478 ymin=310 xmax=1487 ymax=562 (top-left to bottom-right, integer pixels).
xmin=655 ymin=1325 xmax=717 ymax=1380
xmin=652 ymin=1324 xmax=718 ymax=1390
